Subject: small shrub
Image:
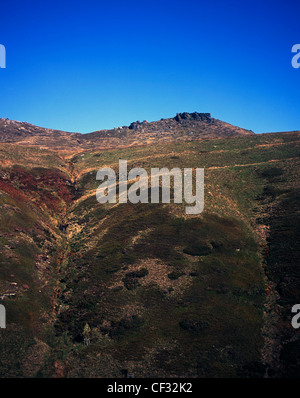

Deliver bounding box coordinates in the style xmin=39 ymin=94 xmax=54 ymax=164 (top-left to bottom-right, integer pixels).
xmin=168 ymin=271 xmax=185 ymax=280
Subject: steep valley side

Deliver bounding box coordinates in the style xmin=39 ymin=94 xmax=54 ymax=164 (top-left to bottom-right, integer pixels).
xmin=0 ymin=131 xmax=299 ymax=377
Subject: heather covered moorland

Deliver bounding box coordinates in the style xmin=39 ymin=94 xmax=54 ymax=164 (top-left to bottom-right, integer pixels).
xmin=0 ymin=118 xmax=299 ymax=377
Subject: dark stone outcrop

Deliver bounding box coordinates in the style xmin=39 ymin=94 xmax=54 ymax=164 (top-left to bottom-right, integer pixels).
xmin=128 ymin=121 xmax=142 ymax=130
xmin=174 ymin=112 xmax=212 ymax=124
xmin=128 ymin=120 xmax=148 ymax=130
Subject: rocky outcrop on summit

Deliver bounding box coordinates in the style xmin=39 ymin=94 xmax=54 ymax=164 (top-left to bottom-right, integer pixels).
xmin=174 ymin=112 xmax=213 ymax=123
xmin=82 ymin=113 xmax=254 ymax=149
xmin=128 ymin=120 xmax=148 ymax=130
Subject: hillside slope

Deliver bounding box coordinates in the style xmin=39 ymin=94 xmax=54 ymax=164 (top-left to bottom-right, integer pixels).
xmin=0 ymin=113 xmax=254 ymax=151
xmin=0 ymin=129 xmax=299 ymax=377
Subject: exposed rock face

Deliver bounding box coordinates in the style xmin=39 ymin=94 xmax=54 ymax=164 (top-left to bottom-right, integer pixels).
xmin=174 ymin=112 xmax=213 ymax=124
xmin=128 ymin=120 xmax=148 ymax=130
xmin=128 ymin=121 xmax=142 ymax=130
xmin=128 ymin=112 xmax=216 ymax=131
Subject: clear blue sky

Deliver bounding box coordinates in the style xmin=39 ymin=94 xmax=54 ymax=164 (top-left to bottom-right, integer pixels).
xmin=0 ymin=0 xmax=299 ymax=134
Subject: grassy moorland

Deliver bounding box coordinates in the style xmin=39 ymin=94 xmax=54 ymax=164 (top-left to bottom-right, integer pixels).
xmin=0 ymin=131 xmax=299 ymax=377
